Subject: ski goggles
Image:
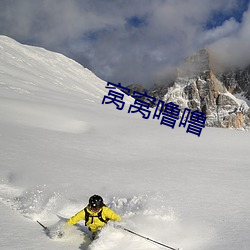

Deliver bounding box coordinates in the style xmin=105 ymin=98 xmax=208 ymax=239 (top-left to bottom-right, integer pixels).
xmin=89 ymin=204 xmax=101 ymax=212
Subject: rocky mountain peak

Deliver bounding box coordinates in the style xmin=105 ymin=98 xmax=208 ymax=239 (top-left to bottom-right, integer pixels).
xmin=164 ymin=49 xmax=250 ymax=129
xmin=177 ymin=48 xmax=210 ymax=78
xmin=126 ymin=48 xmax=250 ymax=130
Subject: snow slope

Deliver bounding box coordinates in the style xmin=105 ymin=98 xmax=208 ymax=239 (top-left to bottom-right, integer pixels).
xmin=0 ymin=36 xmax=250 ymax=250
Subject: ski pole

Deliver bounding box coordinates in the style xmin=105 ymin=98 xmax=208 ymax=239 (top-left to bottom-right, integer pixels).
xmin=37 ymin=220 xmax=48 ymax=231
xmin=122 ymin=227 xmax=180 ymax=250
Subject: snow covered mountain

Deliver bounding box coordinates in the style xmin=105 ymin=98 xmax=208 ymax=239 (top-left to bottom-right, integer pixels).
xmin=0 ymin=35 xmax=134 ymax=134
xmin=127 ymin=49 xmax=250 ymax=130
xmin=165 ymin=49 xmax=250 ymax=129
xmin=217 ymin=65 xmax=250 ymax=101
xmin=0 ymin=36 xmax=250 ymax=250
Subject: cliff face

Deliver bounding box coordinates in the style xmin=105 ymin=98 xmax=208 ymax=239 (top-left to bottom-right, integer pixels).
xmin=163 ymin=49 xmax=250 ymax=129
xmin=126 ymin=49 xmax=250 ymax=130
xmin=217 ymin=66 xmax=250 ymax=100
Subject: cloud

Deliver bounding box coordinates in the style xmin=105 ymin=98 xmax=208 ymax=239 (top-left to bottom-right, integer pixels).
xmin=0 ymin=0 xmax=249 ymax=87
xmin=209 ymin=4 xmax=250 ymax=69
xmin=200 ymin=18 xmax=240 ymax=45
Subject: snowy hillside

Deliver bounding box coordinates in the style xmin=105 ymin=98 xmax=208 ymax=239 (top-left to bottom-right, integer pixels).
xmin=0 ymin=36 xmax=250 ymax=250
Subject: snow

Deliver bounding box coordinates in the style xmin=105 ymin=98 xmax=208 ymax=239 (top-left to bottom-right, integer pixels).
xmin=0 ymin=35 xmax=250 ymax=250
xmin=234 ymin=93 xmax=250 ymax=107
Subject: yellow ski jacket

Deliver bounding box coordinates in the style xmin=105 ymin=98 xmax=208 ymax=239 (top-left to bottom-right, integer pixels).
xmin=67 ymin=206 xmax=121 ymax=233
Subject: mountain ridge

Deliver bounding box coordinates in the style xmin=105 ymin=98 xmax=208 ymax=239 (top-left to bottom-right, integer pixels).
xmin=1 ymin=35 xmax=249 ymax=130
xmin=126 ymin=49 xmax=250 ymax=130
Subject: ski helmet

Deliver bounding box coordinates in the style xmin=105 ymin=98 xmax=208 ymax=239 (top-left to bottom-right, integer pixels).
xmin=89 ymin=195 xmax=104 ymax=210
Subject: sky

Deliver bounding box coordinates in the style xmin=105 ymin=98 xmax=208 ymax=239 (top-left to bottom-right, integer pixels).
xmin=0 ymin=0 xmax=249 ymax=87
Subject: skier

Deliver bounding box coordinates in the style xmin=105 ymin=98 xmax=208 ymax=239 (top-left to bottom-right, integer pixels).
xmin=66 ymin=194 xmax=122 ymax=239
